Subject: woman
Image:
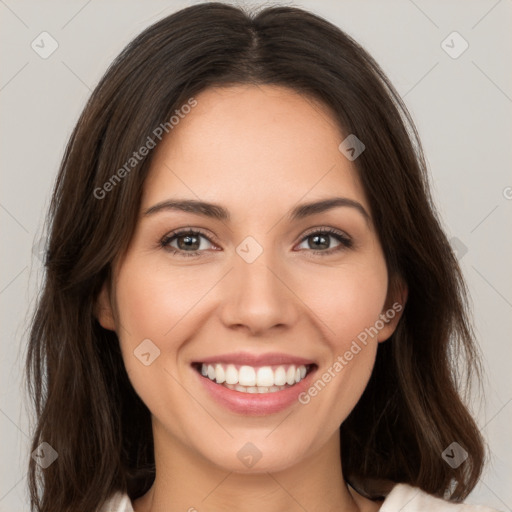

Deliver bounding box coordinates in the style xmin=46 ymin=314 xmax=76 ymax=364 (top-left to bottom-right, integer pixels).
xmin=26 ymin=3 xmax=498 ymax=511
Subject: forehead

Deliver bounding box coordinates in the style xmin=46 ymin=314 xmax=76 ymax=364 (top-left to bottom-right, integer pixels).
xmin=142 ymin=84 xmax=368 ymax=215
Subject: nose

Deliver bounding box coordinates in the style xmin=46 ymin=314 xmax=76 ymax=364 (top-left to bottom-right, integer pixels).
xmin=219 ymin=250 xmax=300 ymax=336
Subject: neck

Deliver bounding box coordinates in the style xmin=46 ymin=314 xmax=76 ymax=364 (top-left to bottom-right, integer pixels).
xmin=133 ymin=421 xmax=361 ymax=512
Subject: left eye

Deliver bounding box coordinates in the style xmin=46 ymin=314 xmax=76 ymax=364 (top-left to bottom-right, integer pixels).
xmin=160 ymin=228 xmax=352 ymax=257
xmin=296 ymin=229 xmax=352 ymax=253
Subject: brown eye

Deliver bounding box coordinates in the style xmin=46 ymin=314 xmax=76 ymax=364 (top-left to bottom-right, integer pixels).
xmin=160 ymin=229 xmax=215 ymax=257
xmin=296 ymin=228 xmax=352 ymax=255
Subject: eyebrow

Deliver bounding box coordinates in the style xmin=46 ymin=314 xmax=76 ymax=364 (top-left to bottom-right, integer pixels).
xmin=143 ymin=197 xmax=370 ymax=223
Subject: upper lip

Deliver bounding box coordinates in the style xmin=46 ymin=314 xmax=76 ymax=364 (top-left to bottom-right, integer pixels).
xmin=193 ymin=351 xmax=316 ymax=367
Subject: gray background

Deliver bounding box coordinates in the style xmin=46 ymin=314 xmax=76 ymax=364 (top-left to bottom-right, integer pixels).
xmin=1 ymin=0 xmax=511 ymax=510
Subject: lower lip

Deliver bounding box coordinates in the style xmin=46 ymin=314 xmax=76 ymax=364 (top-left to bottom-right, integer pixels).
xmin=194 ymin=366 xmax=317 ymax=416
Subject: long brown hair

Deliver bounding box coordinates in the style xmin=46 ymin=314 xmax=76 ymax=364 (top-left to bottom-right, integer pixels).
xmin=26 ymin=3 xmax=485 ymax=511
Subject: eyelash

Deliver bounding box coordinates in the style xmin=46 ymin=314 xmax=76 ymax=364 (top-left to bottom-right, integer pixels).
xmin=160 ymin=227 xmax=353 ymax=258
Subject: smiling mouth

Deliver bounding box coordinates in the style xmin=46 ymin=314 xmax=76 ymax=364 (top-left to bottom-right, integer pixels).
xmin=192 ymin=362 xmax=317 ymax=394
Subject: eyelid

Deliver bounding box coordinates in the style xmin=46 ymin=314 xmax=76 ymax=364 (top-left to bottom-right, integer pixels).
xmin=300 ymin=225 xmax=350 ymax=240
xmin=161 ymin=227 xmax=220 ymax=246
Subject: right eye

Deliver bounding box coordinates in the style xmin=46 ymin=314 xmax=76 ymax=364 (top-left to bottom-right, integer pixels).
xmin=160 ymin=229 xmax=217 ymax=258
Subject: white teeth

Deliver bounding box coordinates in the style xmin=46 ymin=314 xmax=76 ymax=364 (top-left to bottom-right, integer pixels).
xmin=286 ymin=366 xmax=296 ymax=385
xmin=274 ymin=366 xmax=287 ymax=386
xmin=224 ymin=383 xmax=290 ymax=393
xmin=215 ymin=364 xmax=225 ymax=384
xmin=225 ymin=364 xmax=238 ymax=385
xmin=198 ymin=362 xmax=310 ymax=391
xmin=256 ymin=366 xmax=274 ymax=387
xmin=239 ymin=365 xmax=256 ymax=386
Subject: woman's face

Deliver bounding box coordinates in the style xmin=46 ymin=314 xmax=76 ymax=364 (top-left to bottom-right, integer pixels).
xmin=98 ymin=84 xmax=404 ymax=474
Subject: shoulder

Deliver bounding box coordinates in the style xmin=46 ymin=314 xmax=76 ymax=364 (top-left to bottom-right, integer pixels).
xmin=98 ymin=491 xmax=134 ymax=512
xmin=380 ymin=483 xmax=501 ymax=512
xmin=97 ymin=484 xmax=500 ymax=512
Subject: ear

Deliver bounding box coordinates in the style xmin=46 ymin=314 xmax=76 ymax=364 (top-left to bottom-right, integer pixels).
xmin=377 ymin=277 xmax=408 ymax=343
xmin=94 ymin=281 xmax=116 ymax=331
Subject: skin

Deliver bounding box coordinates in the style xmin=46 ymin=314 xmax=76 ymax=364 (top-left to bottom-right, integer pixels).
xmin=97 ymin=84 xmax=407 ymax=512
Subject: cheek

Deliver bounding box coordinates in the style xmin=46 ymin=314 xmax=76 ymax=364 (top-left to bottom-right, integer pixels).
xmin=114 ymin=256 xmax=208 ymax=341
xmin=303 ymin=258 xmax=388 ymax=347
xmin=293 ymin=257 xmax=387 ymax=423
xmin=112 ymin=259 xmax=180 ymax=393
xmin=112 ymin=260 xmax=198 ymax=438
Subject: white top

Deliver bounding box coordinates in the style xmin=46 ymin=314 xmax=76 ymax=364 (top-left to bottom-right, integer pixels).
xmin=99 ymin=483 xmax=500 ymax=511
